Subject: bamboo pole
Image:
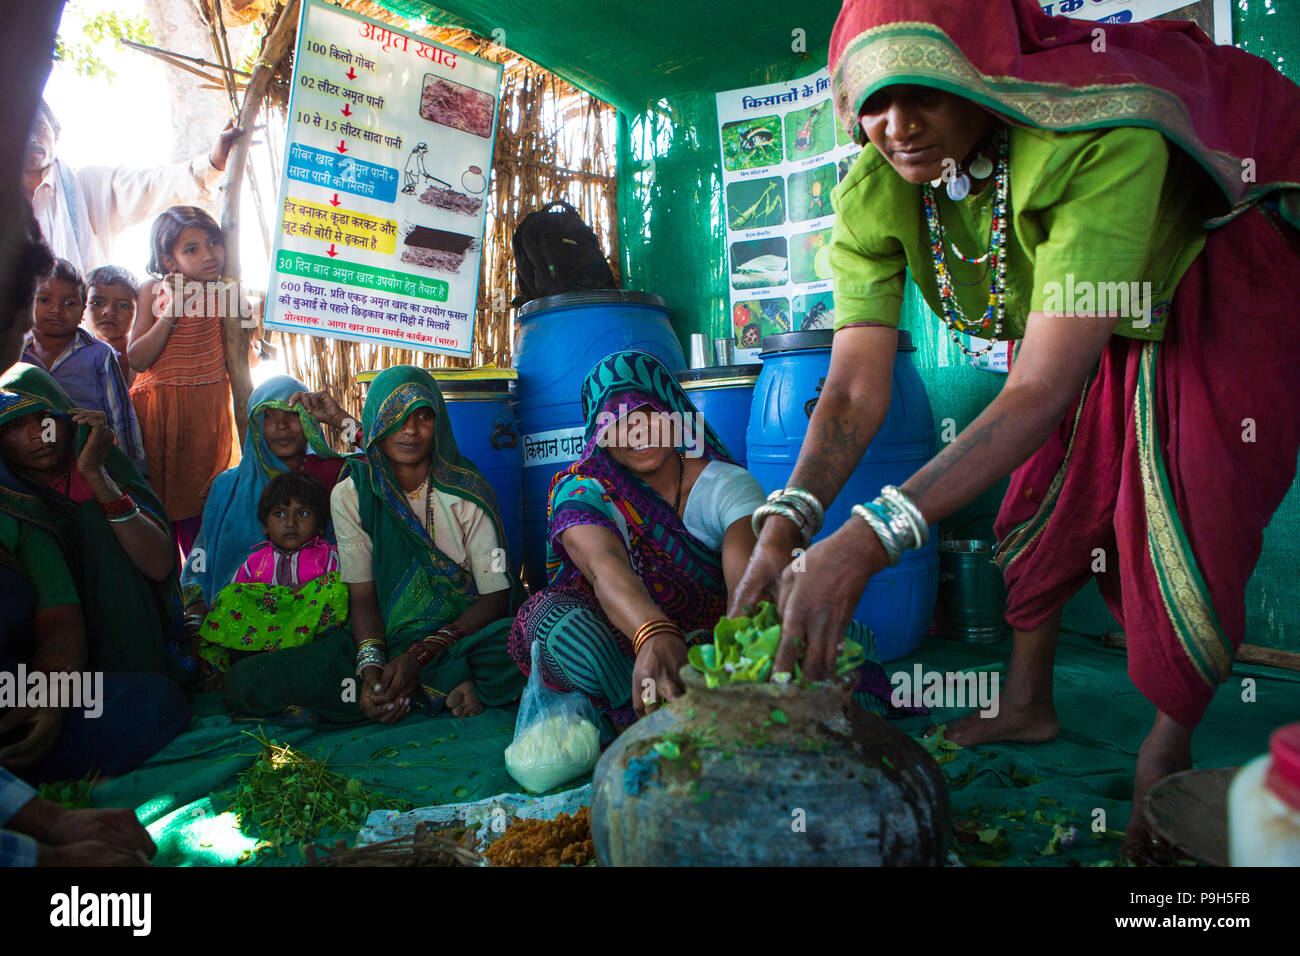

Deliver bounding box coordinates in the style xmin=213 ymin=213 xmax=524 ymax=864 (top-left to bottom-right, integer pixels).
xmin=220 ymin=0 xmax=300 ymax=448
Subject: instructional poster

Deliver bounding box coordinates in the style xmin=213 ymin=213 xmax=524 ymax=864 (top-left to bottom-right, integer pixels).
xmin=716 ymin=69 xmax=859 ymax=363
xmin=264 ymin=0 xmax=501 ymax=357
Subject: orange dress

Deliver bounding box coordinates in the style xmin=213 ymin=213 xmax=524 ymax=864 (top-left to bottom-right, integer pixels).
xmin=129 ymin=304 xmax=238 ymax=522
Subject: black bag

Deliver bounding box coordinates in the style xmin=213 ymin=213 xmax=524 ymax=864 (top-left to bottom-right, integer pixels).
xmin=510 ymin=200 xmax=616 ymax=308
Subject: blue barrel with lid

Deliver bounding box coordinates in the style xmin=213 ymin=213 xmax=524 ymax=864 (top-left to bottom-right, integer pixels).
xmin=358 ymin=368 xmax=523 ymax=574
xmin=745 ymin=329 xmax=939 ymax=660
xmin=677 ymin=366 xmax=760 ymax=467
xmin=512 ymin=291 xmax=686 ymax=590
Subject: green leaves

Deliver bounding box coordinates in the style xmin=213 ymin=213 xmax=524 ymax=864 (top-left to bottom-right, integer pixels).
xmin=691 ymin=602 xmax=866 ymax=688
xmin=222 ymin=730 xmax=413 ymax=860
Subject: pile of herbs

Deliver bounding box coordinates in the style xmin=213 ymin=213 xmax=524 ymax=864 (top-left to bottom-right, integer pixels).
xmin=221 ymin=730 xmax=413 ymax=860
xmin=687 ymin=602 xmax=865 ymax=687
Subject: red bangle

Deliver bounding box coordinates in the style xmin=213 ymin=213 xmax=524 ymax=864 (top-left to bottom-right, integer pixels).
xmin=99 ymin=494 xmax=135 ymax=518
xmin=406 ymin=640 xmax=437 ymax=669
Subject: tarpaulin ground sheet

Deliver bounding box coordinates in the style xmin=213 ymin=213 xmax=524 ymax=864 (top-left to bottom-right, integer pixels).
xmin=75 ymin=629 xmax=1295 ymax=867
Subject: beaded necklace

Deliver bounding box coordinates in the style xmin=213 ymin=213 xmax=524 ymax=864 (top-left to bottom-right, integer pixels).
xmin=922 ymin=126 xmax=1010 ymax=357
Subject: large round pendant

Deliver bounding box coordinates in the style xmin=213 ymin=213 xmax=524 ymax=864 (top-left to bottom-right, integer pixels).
xmin=946 ymin=172 xmax=971 ymax=201
xmin=968 ymin=154 xmax=994 ymax=179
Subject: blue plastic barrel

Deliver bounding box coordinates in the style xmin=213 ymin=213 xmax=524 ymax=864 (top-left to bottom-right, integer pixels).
xmin=435 ymin=371 xmax=523 ymax=573
xmin=746 ymin=330 xmax=939 ymax=660
xmin=512 ymin=291 xmax=686 ymax=590
xmin=358 ymin=368 xmax=523 ymax=575
xmin=678 ymin=366 xmax=759 ymax=467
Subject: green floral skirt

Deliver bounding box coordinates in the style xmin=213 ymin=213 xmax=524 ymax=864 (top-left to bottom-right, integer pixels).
xmin=199 ymin=573 xmax=350 ymax=674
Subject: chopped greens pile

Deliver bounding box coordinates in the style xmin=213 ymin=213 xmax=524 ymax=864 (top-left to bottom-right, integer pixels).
xmin=221 ymin=730 xmax=412 ymax=860
xmin=687 ymin=602 xmax=865 ymax=688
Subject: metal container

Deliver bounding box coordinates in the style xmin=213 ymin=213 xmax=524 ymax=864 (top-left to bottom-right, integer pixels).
xmin=689 ymin=333 xmax=711 ymax=369
xmin=937 ymin=539 xmax=1009 ymax=643
xmin=713 ymin=337 xmax=736 ymax=366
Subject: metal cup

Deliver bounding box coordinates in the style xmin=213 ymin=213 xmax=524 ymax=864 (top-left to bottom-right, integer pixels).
xmin=713 ymin=337 xmax=736 ymax=366
xmin=689 ymin=333 xmax=710 ymax=369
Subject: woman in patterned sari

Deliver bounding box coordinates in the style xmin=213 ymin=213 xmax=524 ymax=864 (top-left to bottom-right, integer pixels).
xmin=508 ymin=350 xmax=900 ymax=728
xmin=223 ymin=366 xmax=524 ymax=723
xmin=731 ymin=0 xmax=1300 ymax=853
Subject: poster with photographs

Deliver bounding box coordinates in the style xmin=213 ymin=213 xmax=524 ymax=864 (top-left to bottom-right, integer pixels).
xmin=716 ymin=68 xmax=861 ymax=363
xmin=263 ymin=0 xmax=501 ymax=357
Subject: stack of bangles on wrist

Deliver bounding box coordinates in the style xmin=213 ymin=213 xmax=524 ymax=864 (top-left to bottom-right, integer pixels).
xmin=354 ymin=638 xmax=388 ymax=676
xmin=750 ymin=487 xmax=825 ymax=549
xmin=850 ymin=485 xmax=928 ymax=567
xmin=633 ymin=619 xmax=684 ymax=655
xmin=406 ymin=624 xmax=464 ymax=668
xmin=99 ymin=493 xmax=140 ymax=524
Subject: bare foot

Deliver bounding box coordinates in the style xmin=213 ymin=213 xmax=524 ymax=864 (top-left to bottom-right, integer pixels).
xmin=1122 ymin=713 xmax=1193 ymax=862
xmin=446 ymin=680 xmax=483 ymax=718
xmin=940 ymin=682 xmax=1059 ymax=747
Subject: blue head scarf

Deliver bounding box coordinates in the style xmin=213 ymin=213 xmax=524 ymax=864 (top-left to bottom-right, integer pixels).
xmin=180 ymin=375 xmax=345 ymax=606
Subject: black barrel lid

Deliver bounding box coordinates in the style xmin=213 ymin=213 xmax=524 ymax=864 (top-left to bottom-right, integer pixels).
xmin=517 ymin=290 xmax=670 ymax=317
xmin=759 ymin=328 xmax=914 ymax=354
xmin=678 ymin=365 xmax=761 ymax=385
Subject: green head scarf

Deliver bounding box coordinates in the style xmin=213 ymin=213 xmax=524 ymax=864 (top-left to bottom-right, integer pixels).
xmin=352 ymin=366 xmax=520 ymax=637
xmin=0 ymin=363 xmax=168 ymax=535
xmin=0 ymin=363 xmax=180 ymax=674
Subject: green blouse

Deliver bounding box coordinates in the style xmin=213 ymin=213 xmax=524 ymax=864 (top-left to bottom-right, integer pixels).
xmin=0 ymin=516 xmax=79 ymax=612
xmin=827 ymin=125 xmax=1208 ymax=341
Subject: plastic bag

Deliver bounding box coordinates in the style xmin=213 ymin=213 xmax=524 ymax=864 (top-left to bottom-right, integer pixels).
xmin=504 ymin=641 xmax=601 ymax=794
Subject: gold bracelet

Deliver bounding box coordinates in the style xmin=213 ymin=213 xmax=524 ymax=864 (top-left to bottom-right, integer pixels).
xmin=633 ymin=619 xmax=683 ymax=655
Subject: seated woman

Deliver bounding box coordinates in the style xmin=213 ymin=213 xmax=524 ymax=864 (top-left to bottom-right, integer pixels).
xmin=0 ymin=367 xmax=189 ymax=783
xmin=223 ymin=366 xmax=525 ymax=723
xmin=196 ymin=472 xmax=347 ymax=680
xmin=182 ymin=375 xmax=349 ymax=621
xmin=507 ymin=350 xmax=902 ymax=728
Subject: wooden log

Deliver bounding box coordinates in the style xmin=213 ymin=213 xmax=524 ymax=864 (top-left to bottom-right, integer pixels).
xmin=219 ymin=0 xmax=300 ymax=448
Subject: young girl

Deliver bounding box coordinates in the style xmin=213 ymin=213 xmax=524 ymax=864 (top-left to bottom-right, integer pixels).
xmin=198 ymin=472 xmax=347 ymax=680
xmin=129 ymin=206 xmax=239 ymax=557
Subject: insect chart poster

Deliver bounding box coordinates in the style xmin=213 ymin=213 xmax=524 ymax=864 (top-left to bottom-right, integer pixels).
xmin=717 ymin=68 xmax=860 ymax=363
xmin=263 ymin=0 xmax=501 ymax=357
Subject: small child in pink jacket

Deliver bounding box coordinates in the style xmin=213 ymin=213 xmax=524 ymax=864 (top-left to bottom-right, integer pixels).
xmin=199 ymin=473 xmax=347 ymax=681
xmin=236 ymin=471 xmax=339 ymax=585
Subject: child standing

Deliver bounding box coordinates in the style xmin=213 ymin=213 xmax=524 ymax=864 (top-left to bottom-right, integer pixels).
xmin=84 ymin=265 xmax=138 ymax=387
xmin=130 ymin=206 xmax=239 ymax=556
xmin=198 ymin=472 xmax=347 ymax=680
xmin=21 ymin=257 xmax=147 ymax=475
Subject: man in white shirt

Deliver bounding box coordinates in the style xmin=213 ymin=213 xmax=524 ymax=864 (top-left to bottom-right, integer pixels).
xmin=23 ymin=99 xmax=245 ymax=274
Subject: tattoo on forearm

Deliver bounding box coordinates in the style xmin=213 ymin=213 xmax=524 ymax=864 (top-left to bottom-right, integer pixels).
xmin=795 ymin=415 xmax=865 ymax=502
xmin=906 ymin=411 xmax=1005 ymax=502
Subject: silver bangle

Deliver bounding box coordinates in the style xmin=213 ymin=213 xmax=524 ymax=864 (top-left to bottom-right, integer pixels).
xmin=354 ymin=648 xmax=387 ymax=677
xmin=780 ymin=488 xmax=825 ymax=534
xmin=879 ymin=485 xmax=927 ymax=548
xmin=751 ymin=501 xmax=812 ymax=549
xmin=851 ymin=503 xmax=903 ymax=566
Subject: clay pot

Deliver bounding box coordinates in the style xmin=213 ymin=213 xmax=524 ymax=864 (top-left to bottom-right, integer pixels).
xmin=591 ymin=667 xmax=949 ymax=866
